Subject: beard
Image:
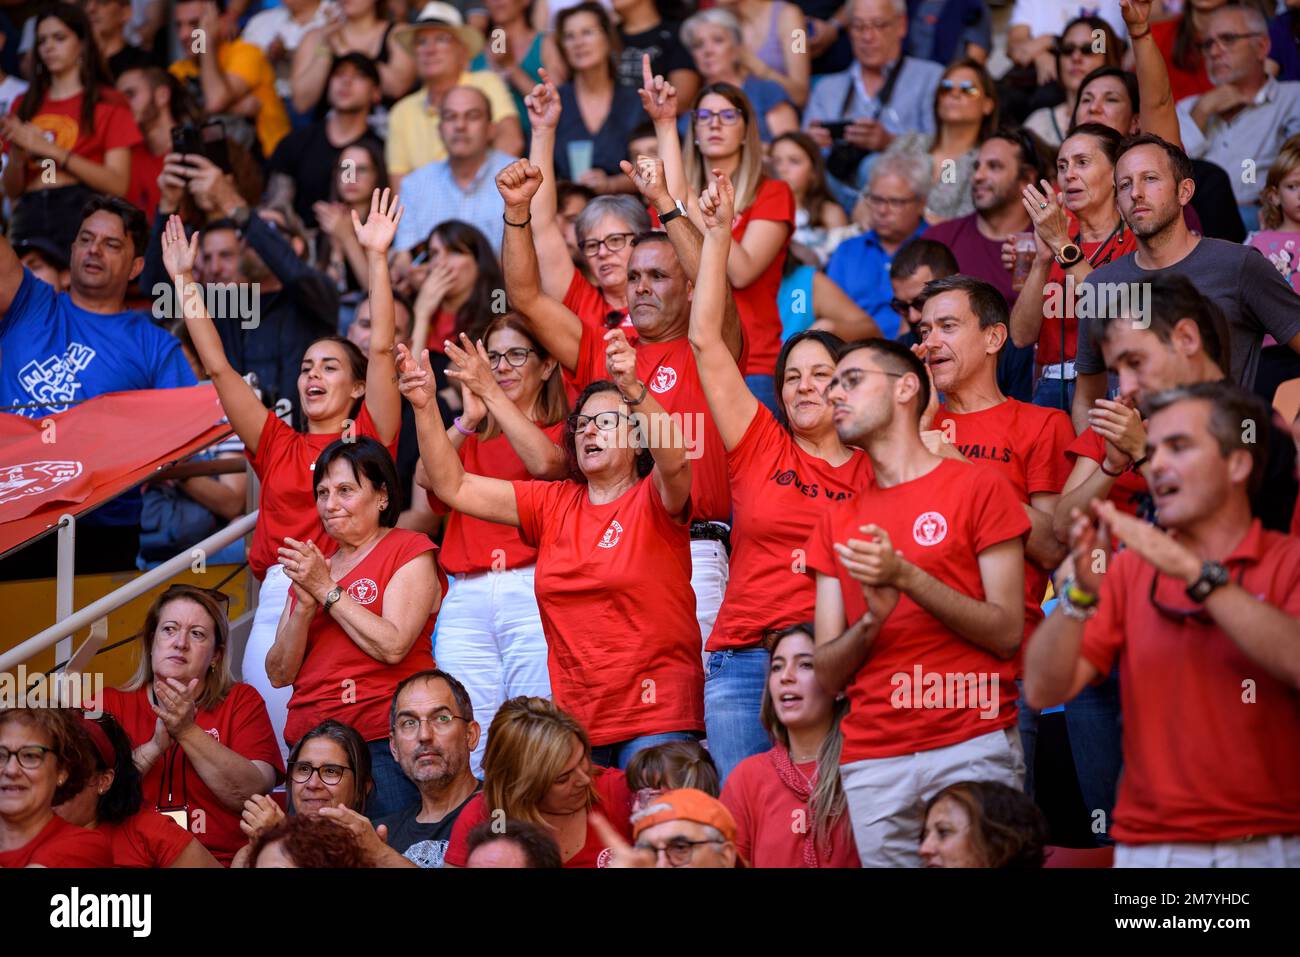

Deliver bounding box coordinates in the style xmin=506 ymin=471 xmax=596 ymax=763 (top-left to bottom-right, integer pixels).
xmin=1124 ymin=200 xmax=1181 ymax=239
xmin=402 ymin=745 xmax=462 ymax=788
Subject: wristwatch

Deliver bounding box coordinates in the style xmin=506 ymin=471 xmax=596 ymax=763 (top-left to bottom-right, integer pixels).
xmin=1185 ymin=560 xmax=1230 ymax=603
xmin=659 ymin=199 xmax=687 ymax=225
xmin=1055 ymin=243 xmax=1084 ymax=268
xmin=322 ymin=585 xmax=343 ymax=612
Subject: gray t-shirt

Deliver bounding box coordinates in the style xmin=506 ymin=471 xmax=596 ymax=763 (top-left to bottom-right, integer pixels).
xmin=1076 ymin=238 xmax=1300 ymax=388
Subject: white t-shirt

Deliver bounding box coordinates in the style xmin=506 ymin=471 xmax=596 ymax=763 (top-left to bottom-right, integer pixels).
xmin=241 ymin=1 xmax=335 ymax=54
xmin=1008 ymin=0 xmax=1128 ymax=41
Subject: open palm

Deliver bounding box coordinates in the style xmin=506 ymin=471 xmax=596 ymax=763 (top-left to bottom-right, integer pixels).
xmin=352 ymin=188 xmax=404 ymax=253
xmin=161 ymin=215 xmax=199 ymax=279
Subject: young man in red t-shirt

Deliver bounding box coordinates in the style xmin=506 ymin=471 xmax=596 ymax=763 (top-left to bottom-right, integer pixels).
xmin=807 ymin=338 xmax=1030 ymax=868
xmin=1026 ymin=381 xmax=1300 ymax=866
xmin=915 ymin=275 xmax=1075 ymax=797
xmin=500 ymin=155 xmax=743 ymax=646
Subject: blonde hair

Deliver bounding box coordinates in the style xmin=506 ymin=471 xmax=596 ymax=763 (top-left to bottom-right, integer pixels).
xmin=1260 ymin=134 xmax=1300 ymax=231
xmin=683 ymin=82 xmax=764 ymax=212
xmin=122 ymin=585 xmax=235 ymax=712
xmin=481 ymin=697 xmax=597 ymax=829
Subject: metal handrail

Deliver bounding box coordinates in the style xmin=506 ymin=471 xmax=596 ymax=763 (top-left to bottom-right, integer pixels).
xmin=0 ymin=510 xmax=260 ymax=673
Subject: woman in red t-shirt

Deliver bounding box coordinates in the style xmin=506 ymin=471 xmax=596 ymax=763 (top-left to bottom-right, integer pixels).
xmin=649 ymin=67 xmax=794 ymax=395
xmin=161 ymin=196 xmax=403 ymax=755
xmin=401 ymin=321 xmax=703 ymax=764
xmin=268 ymin=437 xmax=443 ymax=817
xmin=1 ymin=4 xmax=140 ymax=252
xmin=690 ymin=171 xmax=872 ymax=782
xmin=95 ymin=584 xmax=285 ymax=865
xmin=418 ymin=316 xmax=569 ymax=776
xmin=720 ymin=625 xmax=859 ymax=867
xmin=54 ymin=714 xmax=219 ymax=868
xmin=444 ymin=697 xmax=634 ymax=867
xmin=0 ymin=708 xmax=112 ymax=868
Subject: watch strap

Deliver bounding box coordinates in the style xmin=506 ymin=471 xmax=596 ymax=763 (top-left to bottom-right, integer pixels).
xmin=322 ymin=585 xmax=343 ymax=611
xmin=1186 ymin=561 xmax=1230 ymax=602
xmin=659 ymin=200 xmax=687 ymax=225
xmin=1055 ymin=243 xmax=1083 ymax=267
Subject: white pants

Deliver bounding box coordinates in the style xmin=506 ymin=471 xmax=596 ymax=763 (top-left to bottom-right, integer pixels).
xmin=243 ymin=564 xmax=294 ymax=762
xmin=434 ymin=565 xmax=551 ymax=778
xmin=840 ymin=726 xmax=1025 ymax=868
xmin=1114 ymin=834 xmax=1300 ymax=868
xmin=690 ymin=539 xmax=729 ymax=656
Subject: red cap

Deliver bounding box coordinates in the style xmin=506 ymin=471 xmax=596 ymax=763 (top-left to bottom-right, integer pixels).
xmin=80 ymin=716 xmax=115 ymax=769
xmin=630 ymin=788 xmax=737 ymax=843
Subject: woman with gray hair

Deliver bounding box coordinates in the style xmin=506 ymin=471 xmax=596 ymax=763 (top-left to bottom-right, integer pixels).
xmin=680 ymin=8 xmax=799 ymax=143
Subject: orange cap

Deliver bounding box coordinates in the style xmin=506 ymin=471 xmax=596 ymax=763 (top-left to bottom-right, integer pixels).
xmin=630 ymin=788 xmax=737 ymax=843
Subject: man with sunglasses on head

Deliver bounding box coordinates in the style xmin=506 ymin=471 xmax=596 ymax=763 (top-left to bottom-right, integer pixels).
xmin=1026 ymin=379 xmax=1300 ymax=867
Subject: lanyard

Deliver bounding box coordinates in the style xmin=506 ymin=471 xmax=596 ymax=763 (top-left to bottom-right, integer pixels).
xmin=156 ymin=740 xmax=190 ymax=809
xmin=1075 ymin=221 xmax=1125 ymax=268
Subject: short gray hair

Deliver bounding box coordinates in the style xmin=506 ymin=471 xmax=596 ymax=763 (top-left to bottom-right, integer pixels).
xmin=573 ymin=195 xmax=652 ymax=244
xmin=681 ymin=8 xmax=742 ymax=49
xmin=1210 ymin=2 xmax=1268 ymax=36
xmin=868 ymin=152 xmax=931 ymax=201
xmin=854 ymin=0 xmax=908 ymax=18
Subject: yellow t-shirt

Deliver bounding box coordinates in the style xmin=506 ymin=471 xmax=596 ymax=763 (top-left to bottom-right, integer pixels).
xmin=386 ymin=70 xmax=519 ymax=176
xmin=170 ymin=40 xmax=290 ymax=158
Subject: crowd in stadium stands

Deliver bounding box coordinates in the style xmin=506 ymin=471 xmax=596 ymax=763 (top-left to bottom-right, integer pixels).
xmin=4 ymin=0 xmax=1300 ymax=869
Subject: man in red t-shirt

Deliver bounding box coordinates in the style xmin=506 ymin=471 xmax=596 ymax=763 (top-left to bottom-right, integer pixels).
xmin=808 ymin=338 xmax=1030 ymax=867
xmin=1026 ymin=381 xmax=1300 ymax=866
xmin=501 ymin=155 xmax=744 ymax=644
xmin=116 ymin=66 xmax=181 ymax=226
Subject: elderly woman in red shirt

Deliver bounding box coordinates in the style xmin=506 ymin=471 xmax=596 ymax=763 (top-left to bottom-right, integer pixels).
xmin=400 ymin=322 xmax=705 ymax=769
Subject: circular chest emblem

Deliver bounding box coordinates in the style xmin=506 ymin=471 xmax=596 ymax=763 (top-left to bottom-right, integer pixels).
xmin=912 ymin=511 xmax=948 ymax=546
xmin=650 ymin=366 xmax=678 ymax=394
xmin=596 ymin=847 xmax=613 ymax=868
xmin=598 ymin=520 xmax=624 ymax=549
xmin=347 ymin=578 xmax=380 ymax=604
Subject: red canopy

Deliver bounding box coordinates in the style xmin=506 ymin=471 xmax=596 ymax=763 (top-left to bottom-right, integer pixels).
xmin=0 ymin=385 xmax=231 ymax=558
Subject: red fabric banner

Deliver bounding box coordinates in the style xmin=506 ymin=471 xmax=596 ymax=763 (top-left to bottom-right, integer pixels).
xmin=0 ymin=385 xmax=229 ymax=555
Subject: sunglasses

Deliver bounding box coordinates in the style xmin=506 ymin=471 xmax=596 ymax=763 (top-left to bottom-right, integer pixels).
xmin=1056 ymin=42 xmax=1095 ymax=57
xmin=890 ymin=295 xmax=922 ymax=315
xmin=1148 ymin=565 xmax=1246 ymax=625
xmin=940 ymin=79 xmax=982 ymax=97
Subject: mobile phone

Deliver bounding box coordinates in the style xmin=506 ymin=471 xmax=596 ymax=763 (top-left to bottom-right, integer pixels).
xmin=200 ymin=119 xmax=232 ymax=173
xmin=171 ymin=123 xmax=202 ymax=159
xmin=820 ymin=120 xmax=850 ymax=141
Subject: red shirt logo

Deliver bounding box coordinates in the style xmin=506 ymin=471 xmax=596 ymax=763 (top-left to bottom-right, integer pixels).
xmin=598 ymin=520 xmax=624 ymax=549
xmin=912 ymin=511 xmax=948 ymax=546
xmin=650 ymin=366 xmax=678 ymax=394
xmin=347 ymin=578 xmax=380 ymax=604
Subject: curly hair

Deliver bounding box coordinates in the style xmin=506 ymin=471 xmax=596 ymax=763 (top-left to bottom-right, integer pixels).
xmin=924 ymin=780 xmax=1048 ymax=868
xmin=0 ymin=708 xmax=97 ymax=807
xmin=249 ymin=815 xmax=371 ymax=868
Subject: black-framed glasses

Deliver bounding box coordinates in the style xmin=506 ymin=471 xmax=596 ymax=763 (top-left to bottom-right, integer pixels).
xmin=487 ymin=347 xmax=536 ymax=369
xmin=392 ymin=714 xmax=467 ymax=738
xmin=1148 ymin=565 xmax=1245 ymax=625
xmin=287 ymin=761 xmax=352 ymax=785
xmin=939 ymin=79 xmax=981 ymax=97
xmin=1197 ymin=32 xmax=1260 ymax=53
xmin=568 ymin=410 xmax=634 ymax=431
xmin=633 ymin=837 xmax=726 ymax=867
xmin=693 ymin=107 xmax=743 ymax=126
xmin=1056 ymin=42 xmax=1095 ymax=57
xmin=891 ymin=295 xmax=922 ymax=316
xmin=0 ymin=746 xmax=53 ymax=770
xmin=579 ymin=232 xmax=636 ymax=257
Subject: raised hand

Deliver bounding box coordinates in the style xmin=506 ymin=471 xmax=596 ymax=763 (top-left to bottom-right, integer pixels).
xmin=152 ymin=676 xmax=200 ymax=738
xmin=604 ymin=328 xmax=641 ymax=394
xmin=1093 ymin=499 xmax=1200 ymax=582
xmin=161 ymin=215 xmax=200 ymax=280
xmin=444 ymin=333 xmax=505 ymax=404
xmin=1088 ymin=397 xmax=1147 ymax=465
xmin=618 ymin=154 xmax=669 ymax=206
xmin=1022 ymin=180 xmax=1070 ymax=254
xmin=278 ymin=537 xmax=334 ymax=601
xmin=352 ymin=188 xmax=404 ymax=253
xmin=497 ymin=158 xmax=543 ymax=208
xmin=638 ymin=53 xmax=678 ymax=124
xmin=698 ymin=169 xmax=736 ymax=233
xmin=239 ymin=793 xmax=286 ymax=838
xmin=1064 ymin=505 xmax=1111 ymax=595
xmin=524 ymin=68 xmax=562 ymax=131
xmin=396 ymin=344 xmax=439 ymax=410
xmin=1120 ymin=0 xmax=1153 ymax=34
xmin=314 ymin=200 xmax=350 ymax=240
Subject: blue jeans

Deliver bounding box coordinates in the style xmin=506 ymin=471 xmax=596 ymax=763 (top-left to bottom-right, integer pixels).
xmin=1064 ymin=670 xmax=1123 ymax=844
xmin=704 ymin=648 xmax=772 ymax=784
xmin=1016 ymin=678 xmax=1039 ymax=799
xmin=1032 ymin=375 xmax=1076 ymax=413
xmin=589 ymin=731 xmax=698 ymax=771
xmin=744 ymin=373 xmax=780 ymax=417
xmin=365 ymin=738 xmax=420 ymax=819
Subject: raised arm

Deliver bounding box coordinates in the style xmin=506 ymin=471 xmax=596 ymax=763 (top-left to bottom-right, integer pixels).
xmin=0 ymin=232 xmax=22 ymax=316
xmin=499 ymin=160 xmax=583 ymax=371
xmin=523 ymin=70 xmax=578 ymax=299
xmin=1123 ymin=0 xmax=1183 ymax=148
xmin=352 ymin=188 xmax=405 ymax=444
xmin=161 ymin=216 xmax=270 ymax=455
xmin=397 ymin=344 xmax=523 ymax=526
xmin=639 ymin=56 xmax=689 ymax=216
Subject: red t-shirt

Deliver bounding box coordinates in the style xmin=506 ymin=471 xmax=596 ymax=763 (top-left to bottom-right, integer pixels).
xmin=7 ymin=88 xmax=142 ymax=176
xmin=100 ymin=809 xmax=193 ymax=868
xmin=0 ymin=814 xmax=112 ymax=867
xmin=1080 ymin=521 xmax=1300 ymax=844
xmin=514 ymin=476 xmax=704 ymax=745
xmin=429 ymin=421 xmax=566 ymax=574
xmin=444 ymin=765 xmax=634 ymax=867
xmin=933 ymin=399 xmax=1074 ymax=639
xmin=127 ymin=146 xmax=164 ymax=225
xmin=1065 ymin=427 xmax=1149 ymax=519
xmin=721 ymin=749 xmax=860 ymax=868
xmin=1152 ymin=17 xmax=1214 ymax=104
xmin=731 ymin=177 xmax=795 ymax=376
xmin=803 ymin=458 xmax=1030 ymax=762
xmin=245 ymin=404 xmax=398 ymax=579
xmin=97 ymin=683 xmax=285 ymax=866
xmin=710 ymin=406 xmax=873 ymax=651
xmin=284 ymin=528 xmax=444 ymax=744
xmin=563 ymin=268 xmax=636 ymax=338
xmin=575 ymin=329 xmax=731 ymax=522
xmin=1039 ymin=221 xmax=1137 ymax=365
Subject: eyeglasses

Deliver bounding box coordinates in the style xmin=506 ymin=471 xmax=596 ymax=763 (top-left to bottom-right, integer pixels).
xmin=568 ymin=410 xmax=635 ymax=431
xmin=848 ymin=18 xmax=896 ymax=35
xmin=161 ymin=584 xmax=231 ymax=610
xmin=633 ymin=837 xmax=727 ymax=866
xmin=579 ymin=232 xmax=636 ymax=257
xmin=1148 ymin=565 xmax=1245 ymax=625
xmin=287 ymin=761 xmax=353 ymax=786
xmin=1056 ymin=42 xmax=1095 ymax=57
xmin=939 ymin=79 xmax=982 ymax=97
xmin=392 ymin=714 xmax=467 ymax=737
xmin=0 ymin=746 xmax=53 ymax=770
xmin=1197 ymin=32 xmax=1261 ymax=53
xmin=832 ymin=367 xmax=903 ymax=391
xmin=890 ymin=296 xmax=923 ymax=315
xmin=693 ymin=108 xmax=744 ymax=126
xmin=487 ymin=348 xmax=536 ymax=369
xmin=863 ymin=193 xmax=918 ymax=210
